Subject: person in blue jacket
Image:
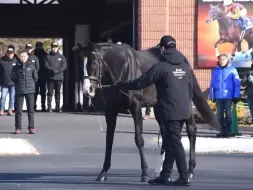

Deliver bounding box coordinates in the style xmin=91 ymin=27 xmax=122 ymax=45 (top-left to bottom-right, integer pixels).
xmin=209 ymin=54 xmax=241 ymax=137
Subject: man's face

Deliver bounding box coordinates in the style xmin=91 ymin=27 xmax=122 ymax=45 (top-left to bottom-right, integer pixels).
xmin=27 ymin=48 xmax=33 ymax=53
xmin=7 ymin=52 xmax=14 ymax=59
xmin=52 ymin=47 xmax=58 ymax=52
xmin=219 ymin=55 xmax=228 ymax=66
xmin=19 ymin=52 xmax=29 ymax=63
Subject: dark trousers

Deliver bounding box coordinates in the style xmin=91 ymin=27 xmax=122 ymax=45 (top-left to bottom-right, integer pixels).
xmin=15 ymin=94 xmax=35 ymax=129
xmin=216 ymin=99 xmax=232 ymax=133
xmin=160 ymin=120 xmax=188 ymax=180
xmin=247 ymin=95 xmax=253 ymax=123
xmin=47 ymin=80 xmax=62 ymax=109
xmin=35 ymin=79 xmax=47 ymax=109
xmin=145 ymin=105 xmax=151 ymax=115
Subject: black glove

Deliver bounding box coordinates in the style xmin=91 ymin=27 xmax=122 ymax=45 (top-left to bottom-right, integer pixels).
xmin=233 ymin=98 xmax=240 ymax=104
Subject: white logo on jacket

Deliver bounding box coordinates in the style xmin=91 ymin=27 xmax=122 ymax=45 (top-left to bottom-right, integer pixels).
xmin=173 ymin=68 xmax=186 ymax=79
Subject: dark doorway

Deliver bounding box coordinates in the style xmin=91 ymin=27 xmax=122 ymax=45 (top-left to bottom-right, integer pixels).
xmin=0 ymin=0 xmax=134 ymax=112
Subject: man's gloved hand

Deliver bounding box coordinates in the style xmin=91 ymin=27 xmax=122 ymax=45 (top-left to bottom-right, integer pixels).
xmin=233 ymin=98 xmax=240 ymax=104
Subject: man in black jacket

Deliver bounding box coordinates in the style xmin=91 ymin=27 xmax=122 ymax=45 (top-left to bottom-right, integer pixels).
xmin=0 ymin=45 xmax=17 ymax=116
xmin=25 ymin=43 xmax=40 ymax=72
xmin=113 ymin=35 xmax=193 ymax=186
xmin=34 ymin=41 xmax=48 ymax=112
xmin=45 ymin=42 xmax=67 ymax=112
xmin=11 ymin=50 xmax=38 ymax=134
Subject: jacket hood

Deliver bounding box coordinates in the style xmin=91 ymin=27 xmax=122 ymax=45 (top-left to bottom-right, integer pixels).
xmin=159 ymin=48 xmax=184 ymax=65
xmin=34 ymin=48 xmax=46 ymax=54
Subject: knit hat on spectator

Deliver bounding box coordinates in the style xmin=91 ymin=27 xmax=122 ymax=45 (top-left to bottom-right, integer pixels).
xmin=36 ymin=41 xmax=43 ymax=48
xmin=51 ymin=42 xmax=58 ymax=47
xmin=25 ymin=43 xmax=33 ymax=50
xmin=7 ymin=45 xmax=15 ymax=53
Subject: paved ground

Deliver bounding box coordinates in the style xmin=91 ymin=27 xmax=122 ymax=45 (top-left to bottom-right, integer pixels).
xmin=0 ymin=112 xmax=253 ymax=189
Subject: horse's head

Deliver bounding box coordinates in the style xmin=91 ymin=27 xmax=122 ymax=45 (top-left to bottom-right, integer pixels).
xmin=206 ymin=3 xmax=224 ymax=24
xmin=81 ymin=41 xmax=120 ymax=98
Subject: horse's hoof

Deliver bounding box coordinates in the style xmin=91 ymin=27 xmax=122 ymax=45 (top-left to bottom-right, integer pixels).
xmin=189 ymin=173 xmax=194 ymax=179
xmin=95 ymin=173 xmax=107 ymax=182
xmin=141 ymin=176 xmax=149 ymax=182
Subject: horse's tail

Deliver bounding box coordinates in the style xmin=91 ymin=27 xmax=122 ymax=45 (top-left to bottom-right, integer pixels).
xmin=192 ymin=73 xmax=221 ymax=131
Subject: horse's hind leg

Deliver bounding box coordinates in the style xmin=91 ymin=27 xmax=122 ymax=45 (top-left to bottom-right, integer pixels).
xmin=129 ymin=100 xmax=149 ymax=182
xmin=96 ymin=106 xmax=118 ymax=182
xmin=185 ymin=114 xmax=197 ymax=179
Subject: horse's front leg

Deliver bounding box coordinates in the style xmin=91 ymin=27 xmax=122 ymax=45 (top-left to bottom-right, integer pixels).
xmin=231 ymin=41 xmax=240 ymax=58
xmin=214 ymin=38 xmax=225 ymax=56
xmin=96 ymin=106 xmax=118 ymax=182
xmin=129 ymin=100 xmax=149 ymax=182
xmin=185 ymin=114 xmax=197 ymax=179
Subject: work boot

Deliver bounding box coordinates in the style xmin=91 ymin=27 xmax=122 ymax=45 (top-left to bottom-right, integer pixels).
xmin=41 ymin=106 xmax=46 ymax=112
xmin=55 ymin=104 xmax=61 ymax=112
xmin=169 ymin=178 xmax=190 ymax=186
xmin=148 ymin=176 xmax=171 ymax=185
xmin=47 ymin=106 xmax=52 ymax=113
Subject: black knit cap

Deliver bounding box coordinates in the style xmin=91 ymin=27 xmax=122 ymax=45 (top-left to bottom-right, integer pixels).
xmin=158 ymin=35 xmax=176 ymax=48
xmin=7 ymin=44 xmax=15 ymax=53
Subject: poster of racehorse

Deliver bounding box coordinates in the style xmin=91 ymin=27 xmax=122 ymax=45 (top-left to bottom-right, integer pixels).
xmin=197 ymin=0 xmax=253 ymax=68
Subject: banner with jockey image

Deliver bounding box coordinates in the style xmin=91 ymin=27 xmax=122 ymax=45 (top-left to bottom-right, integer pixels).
xmin=197 ymin=0 xmax=253 ymax=68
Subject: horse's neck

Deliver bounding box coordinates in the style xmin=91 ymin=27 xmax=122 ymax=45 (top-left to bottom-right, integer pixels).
xmin=218 ymin=16 xmax=233 ymax=28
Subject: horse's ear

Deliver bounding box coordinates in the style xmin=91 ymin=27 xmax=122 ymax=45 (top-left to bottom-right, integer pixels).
xmin=210 ymin=4 xmax=213 ymax=8
xmin=216 ymin=3 xmax=220 ymax=8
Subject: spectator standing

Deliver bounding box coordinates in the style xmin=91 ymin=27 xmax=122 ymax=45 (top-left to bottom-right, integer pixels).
xmin=0 ymin=45 xmax=17 ymax=116
xmin=11 ymin=50 xmax=38 ymax=134
xmin=25 ymin=43 xmax=40 ymax=72
xmin=209 ymin=54 xmax=241 ymax=137
xmin=34 ymin=41 xmax=48 ymax=111
xmin=241 ymin=63 xmax=253 ymax=125
xmin=45 ymin=42 xmax=67 ymax=112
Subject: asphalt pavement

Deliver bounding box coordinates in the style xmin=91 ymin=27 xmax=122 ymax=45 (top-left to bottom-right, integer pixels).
xmin=0 ymin=112 xmax=252 ymax=190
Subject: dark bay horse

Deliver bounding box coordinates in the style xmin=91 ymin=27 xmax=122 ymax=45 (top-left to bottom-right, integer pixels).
xmin=206 ymin=4 xmax=253 ymax=57
xmin=74 ymin=42 xmax=220 ymax=182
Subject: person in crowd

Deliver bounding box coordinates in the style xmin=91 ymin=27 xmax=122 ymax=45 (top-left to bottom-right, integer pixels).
xmin=113 ymin=35 xmax=193 ymax=186
xmin=45 ymin=42 xmax=67 ymax=112
xmin=241 ymin=62 xmax=253 ymax=126
xmin=0 ymin=45 xmax=18 ymax=116
xmin=209 ymin=54 xmax=241 ymax=137
xmin=34 ymin=41 xmax=48 ymax=112
xmin=11 ymin=50 xmax=38 ymax=134
xmin=25 ymin=43 xmax=40 ymax=72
